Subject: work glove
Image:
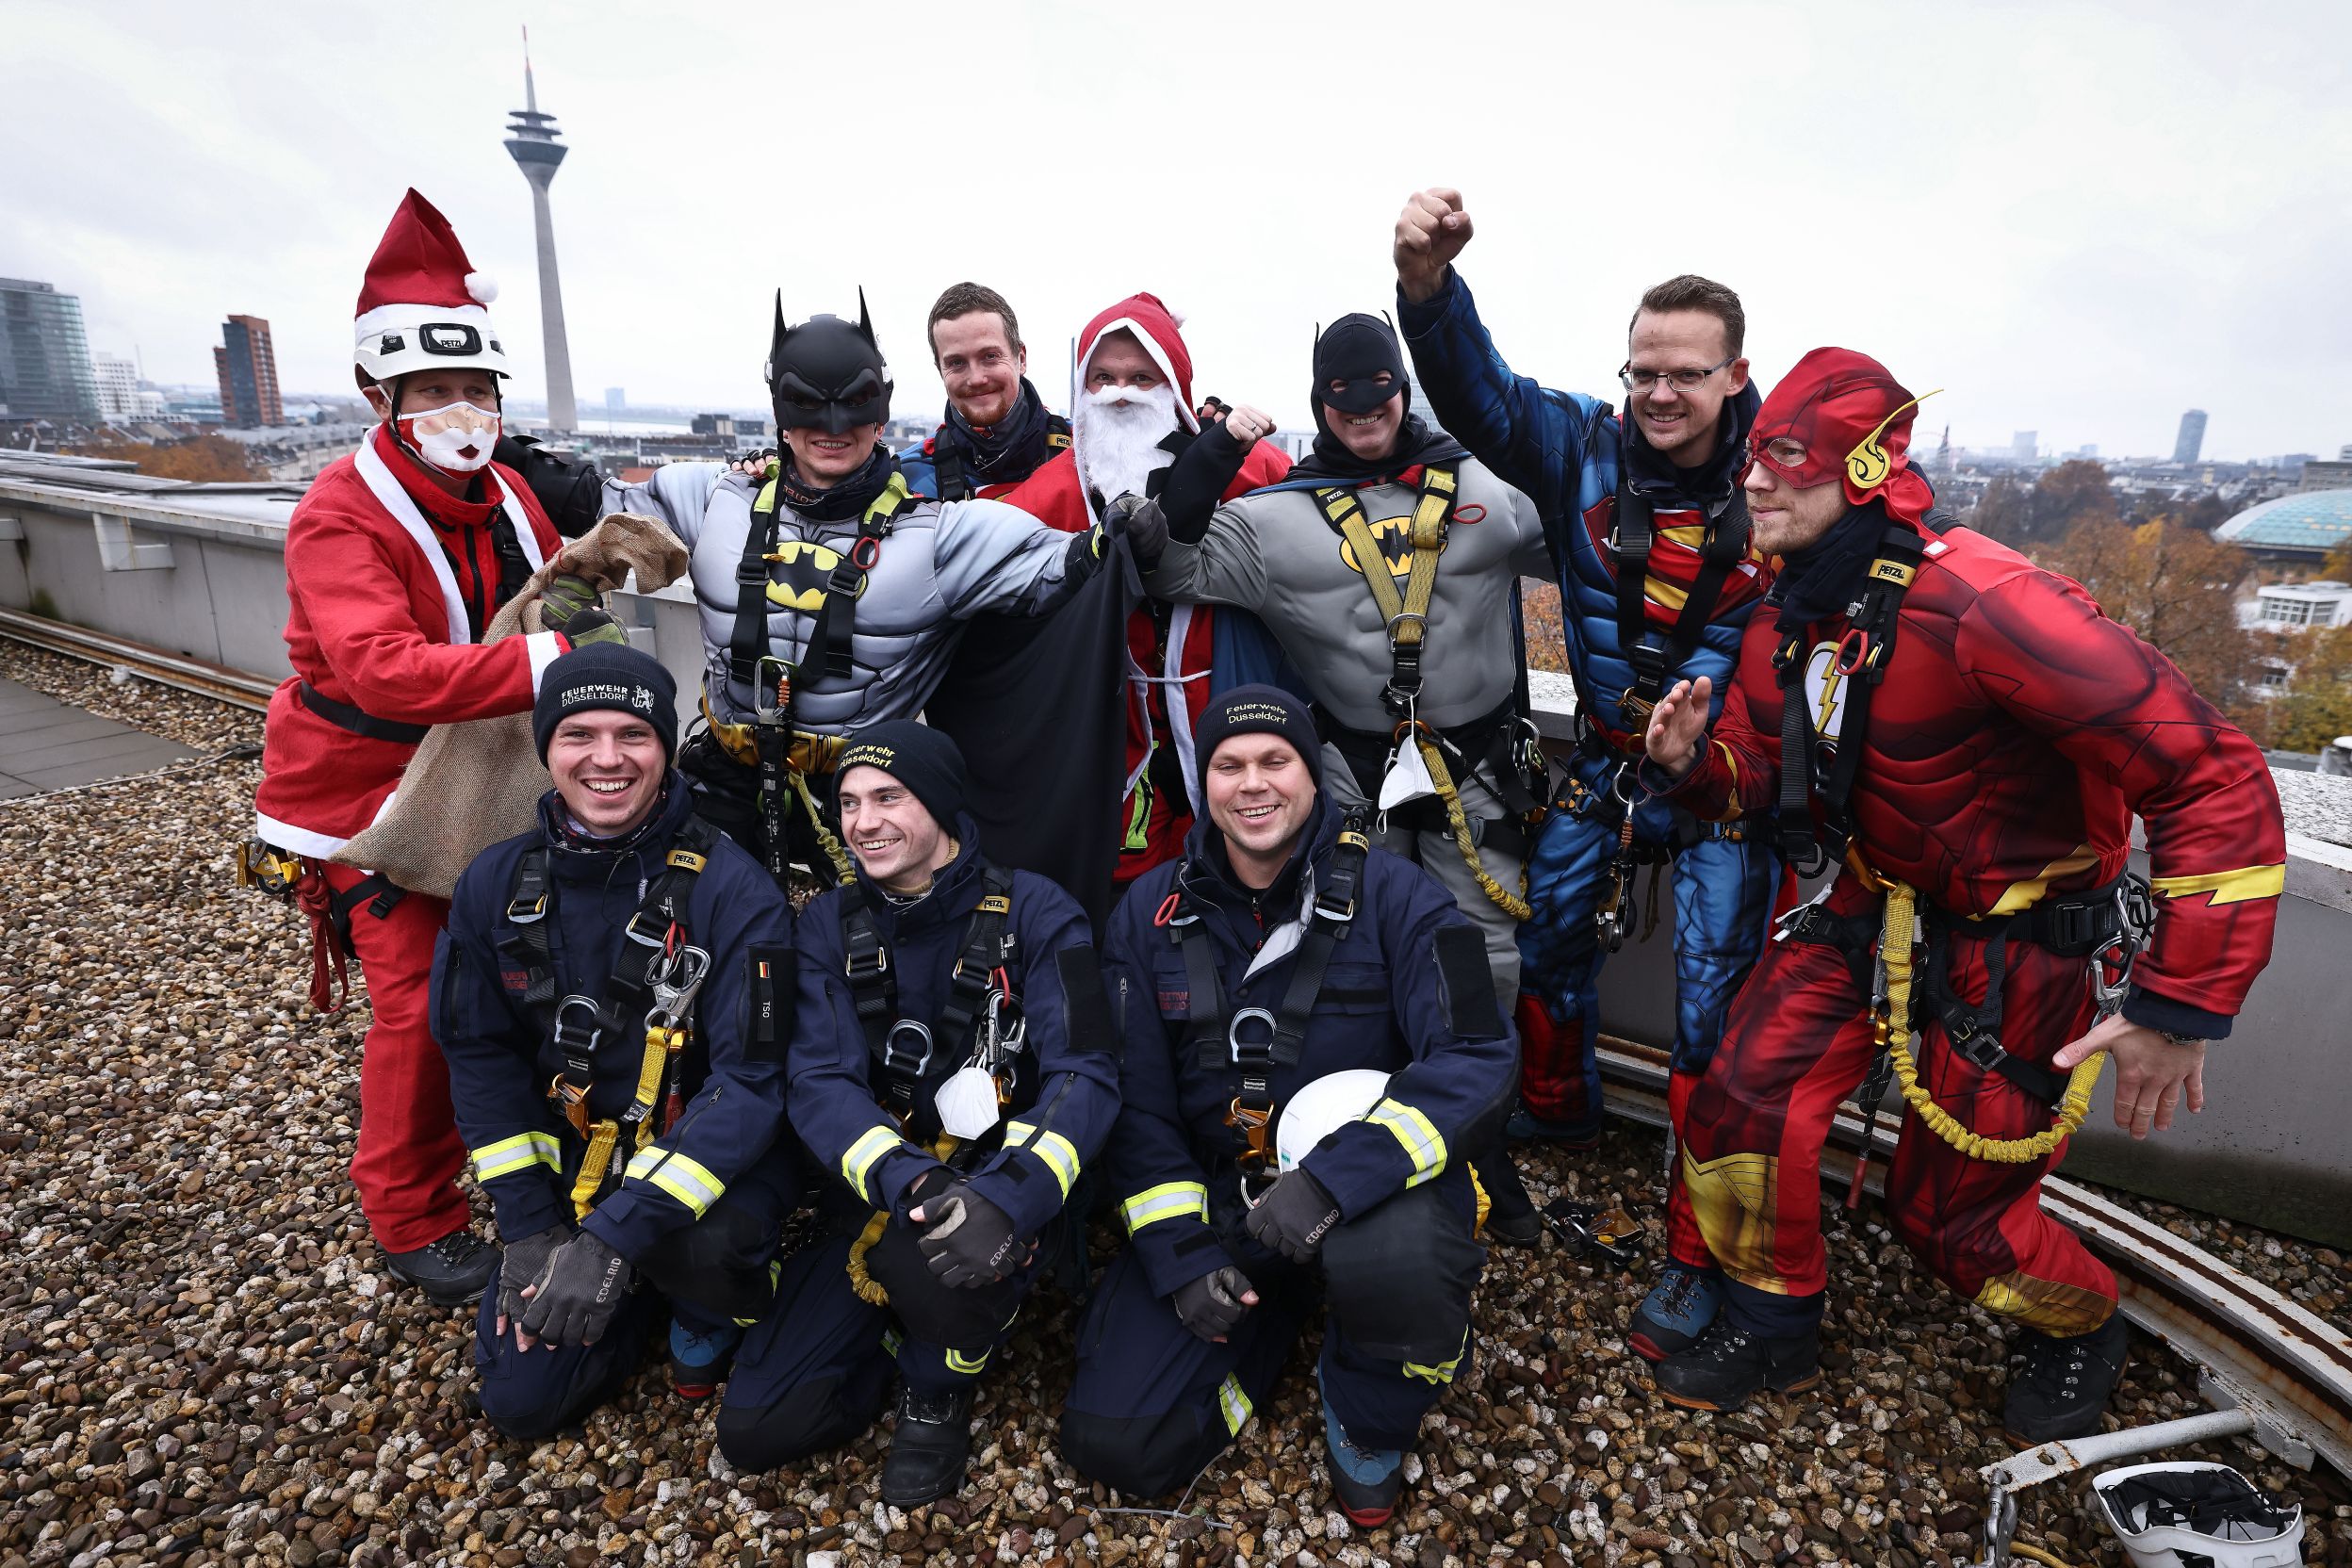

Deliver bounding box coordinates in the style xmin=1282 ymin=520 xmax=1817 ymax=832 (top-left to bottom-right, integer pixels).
xmin=1153 ymin=419 xmax=1249 ymax=543
xmin=557 ymin=608 xmax=629 ymax=648
xmin=911 ymin=1181 xmax=1023 ymax=1288
xmin=1102 ymin=493 xmax=1169 ymax=567
xmin=517 ymin=1229 xmax=633 ymax=1348
xmin=1243 ymin=1168 xmax=1343 ymax=1265
xmin=538 ymin=573 xmax=603 ymax=631
xmin=1172 ymin=1265 xmax=1258 ymax=1344
xmin=895 ymin=1162 xmax=956 ymax=1220
xmin=495 ymin=1224 xmax=569 ymax=1334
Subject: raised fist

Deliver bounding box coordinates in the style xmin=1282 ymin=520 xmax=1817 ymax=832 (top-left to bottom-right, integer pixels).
xmin=1394 ymin=188 xmax=1474 ymax=303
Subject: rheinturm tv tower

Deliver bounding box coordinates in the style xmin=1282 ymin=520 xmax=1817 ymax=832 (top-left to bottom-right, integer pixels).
xmin=503 ymin=28 xmax=577 ymax=433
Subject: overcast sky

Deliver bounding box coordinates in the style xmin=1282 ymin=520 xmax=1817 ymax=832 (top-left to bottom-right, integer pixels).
xmin=10 ymin=0 xmax=2348 ymax=460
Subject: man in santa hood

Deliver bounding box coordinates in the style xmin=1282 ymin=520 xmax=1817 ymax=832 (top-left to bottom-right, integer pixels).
xmin=251 ymin=189 xmax=614 ymax=1306
xmin=988 ymin=293 xmax=1293 ymax=889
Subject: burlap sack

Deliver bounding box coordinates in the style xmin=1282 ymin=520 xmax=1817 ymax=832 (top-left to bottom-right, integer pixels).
xmin=334 ymin=513 xmax=691 ymax=898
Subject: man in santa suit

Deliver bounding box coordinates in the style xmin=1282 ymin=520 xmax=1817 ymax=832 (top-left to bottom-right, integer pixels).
xmin=989 ymin=294 xmax=1292 ymax=890
xmin=252 ymin=189 xmax=616 ymax=1305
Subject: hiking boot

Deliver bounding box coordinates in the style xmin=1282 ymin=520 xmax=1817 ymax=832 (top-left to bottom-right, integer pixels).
xmin=382 ymin=1230 xmax=499 ymax=1307
xmin=1628 ymin=1265 xmax=1723 ymax=1363
xmin=668 ymin=1320 xmax=743 ymax=1402
xmin=1503 ymin=1106 xmax=1601 ymax=1147
xmin=2004 ymin=1313 xmax=2129 ymax=1445
xmin=1654 ymin=1320 xmax=1821 ymax=1412
xmin=881 ymin=1383 xmax=974 ymax=1508
xmin=1320 ymin=1388 xmax=1403 ymax=1527
xmin=1475 ymin=1151 xmax=1542 ymax=1248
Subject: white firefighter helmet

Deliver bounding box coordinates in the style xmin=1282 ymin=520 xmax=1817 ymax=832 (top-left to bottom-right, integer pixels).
xmin=2092 ymin=1461 xmax=2305 ymax=1568
xmin=1275 ymin=1069 xmax=1391 ymax=1172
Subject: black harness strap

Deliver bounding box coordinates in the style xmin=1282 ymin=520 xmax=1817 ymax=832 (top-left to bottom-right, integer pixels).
xmin=1611 ymin=480 xmax=1751 ymax=719
xmin=842 ymin=866 xmax=1020 ymax=1118
xmin=800 ymin=482 xmax=915 ymax=684
xmin=728 ymin=483 xmax=781 ymax=693
xmin=933 ymin=446 xmax=970 ymax=503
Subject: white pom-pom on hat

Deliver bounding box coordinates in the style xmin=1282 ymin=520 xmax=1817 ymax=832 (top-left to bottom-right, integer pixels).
xmin=1159 ymin=299 xmax=1186 ymax=328
xmin=466 ymin=271 xmax=499 ymax=305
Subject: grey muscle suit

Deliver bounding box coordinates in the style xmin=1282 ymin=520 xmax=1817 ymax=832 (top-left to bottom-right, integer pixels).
xmin=1144 ymin=457 xmax=1550 ymax=1006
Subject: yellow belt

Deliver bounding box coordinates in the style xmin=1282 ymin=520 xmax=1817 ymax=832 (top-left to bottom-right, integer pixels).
xmin=702 ymin=695 xmax=850 ymax=775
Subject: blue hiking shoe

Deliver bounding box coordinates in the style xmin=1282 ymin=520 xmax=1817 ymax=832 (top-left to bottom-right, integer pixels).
xmin=1320 ymin=1388 xmax=1404 ymax=1527
xmin=1503 ymin=1105 xmax=1602 ymax=1147
xmin=667 ymin=1320 xmax=743 ymax=1401
xmin=1628 ymin=1264 xmax=1723 ymax=1363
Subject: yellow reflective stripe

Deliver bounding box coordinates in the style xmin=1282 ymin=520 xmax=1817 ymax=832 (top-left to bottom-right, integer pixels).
xmin=470 ymin=1130 xmax=561 ymax=1183
xmin=1217 ymin=1373 xmax=1253 ymax=1436
xmin=1368 ymin=1099 xmax=1447 ymax=1188
xmin=1120 ymin=1181 xmax=1209 ymax=1233
xmin=625 ymin=1147 xmax=727 ymax=1218
xmin=1403 ymin=1329 xmax=1469 ymax=1384
xmin=841 ymin=1125 xmax=904 ymax=1204
xmin=2149 ymin=863 xmax=2285 ymax=906
xmin=1005 ymin=1120 xmax=1081 ymax=1200
xmin=945 ymin=1347 xmax=990 ymax=1375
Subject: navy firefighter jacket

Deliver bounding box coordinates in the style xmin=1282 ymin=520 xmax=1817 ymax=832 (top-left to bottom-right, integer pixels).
xmin=1101 ymin=793 xmax=1518 ymax=1299
xmin=432 ymin=778 xmax=795 ymax=1262
xmin=789 ymin=817 xmax=1121 ymax=1243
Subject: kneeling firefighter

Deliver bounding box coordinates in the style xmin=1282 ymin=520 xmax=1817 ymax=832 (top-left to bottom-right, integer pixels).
xmin=1059 ymin=687 xmax=1516 ymax=1527
xmin=499 ymin=297 xmax=1155 ymax=883
xmin=433 ymin=645 xmax=797 ymax=1438
xmin=714 ymin=724 xmax=1119 ymax=1508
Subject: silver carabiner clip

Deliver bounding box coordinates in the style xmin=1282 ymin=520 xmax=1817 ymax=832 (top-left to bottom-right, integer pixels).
xmin=648 ymin=944 xmax=712 ymax=1032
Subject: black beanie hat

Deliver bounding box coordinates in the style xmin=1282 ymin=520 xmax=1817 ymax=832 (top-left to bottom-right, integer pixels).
xmin=532 ymin=643 xmax=678 ymax=762
xmin=1194 ymin=684 xmax=1322 ymax=795
xmin=836 ymin=721 xmax=966 ymax=832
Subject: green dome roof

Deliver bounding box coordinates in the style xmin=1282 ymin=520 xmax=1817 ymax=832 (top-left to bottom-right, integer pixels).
xmin=2218 ymin=490 xmax=2352 ymax=552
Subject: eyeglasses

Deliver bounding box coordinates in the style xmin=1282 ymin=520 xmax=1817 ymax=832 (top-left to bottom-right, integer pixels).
xmin=1619 ymin=354 xmax=1736 ymax=394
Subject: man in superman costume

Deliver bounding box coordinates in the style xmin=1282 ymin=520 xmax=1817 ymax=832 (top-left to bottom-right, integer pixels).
xmin=1639 ymin=348 xmax=2285 ymax=1441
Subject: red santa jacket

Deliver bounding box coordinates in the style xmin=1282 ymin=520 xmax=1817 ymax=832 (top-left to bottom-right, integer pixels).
xmin=996 ymin=437 xmax=1293 ymax=878
xmin=1673 ymin=520 xmax=2284 ymax=1035
xmin=254 ymin=424 xmax=567 ymax=857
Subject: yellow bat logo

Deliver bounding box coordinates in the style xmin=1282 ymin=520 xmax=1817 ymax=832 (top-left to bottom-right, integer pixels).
xmin=762 ymin=540 xmax=855 ymax=612
xmin=1339 ymin=513 xmax=1446 ymax=580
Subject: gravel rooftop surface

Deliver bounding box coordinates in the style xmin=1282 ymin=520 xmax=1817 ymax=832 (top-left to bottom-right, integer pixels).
xmin=1 ymin=643 xmax=2345 ymax=1568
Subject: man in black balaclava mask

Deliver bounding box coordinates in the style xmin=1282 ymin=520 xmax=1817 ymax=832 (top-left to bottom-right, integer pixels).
xmin=1120 ymin=309 xmax=1560 ymax=1243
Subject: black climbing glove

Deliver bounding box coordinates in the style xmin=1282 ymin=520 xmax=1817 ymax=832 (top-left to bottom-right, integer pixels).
xmin=1102 ymin=493 xmax=1169 ymax=567
xmin=557 ymin=608 xmax=629 ymax=648
xmin=1243 ymin=1168 xmax=1343 ymax=1265
xmin=1172 ymin=1265 xmax=1256 ymax=1343
xmin=517 ymin=1229 xmax=633 ymax=1347
xmin=913 ymin=1181 xmax=1024 ymax=1288
xmin=496 ymin=1225 xmax=568 ymax=1331
xmin=1155 ymin=420 xmax=1249 ymax=545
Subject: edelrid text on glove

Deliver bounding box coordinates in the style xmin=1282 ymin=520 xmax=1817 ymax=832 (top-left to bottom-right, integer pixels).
xmin=517 ymin=1229 xmax=633 ymax=1347
xmin=912 ymin=1182 xmax=1023 ymax=1288
xmin=1244 ymin=1168 xmax=1343 ymax=1265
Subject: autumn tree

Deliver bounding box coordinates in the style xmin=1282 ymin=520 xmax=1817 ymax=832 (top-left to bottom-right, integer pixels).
xmin=1520 ymin=580 xmax=1574 ymax=676
xmin=2256 ymin=627 xmax=2352 ymax=752
xmin=2038 ymin=518 xmax=2256 ymax=711
xmin=1968 ymin=474 xmax=2030 ymax=545
xmin=65 ymin=435 xmax=261 ymax=482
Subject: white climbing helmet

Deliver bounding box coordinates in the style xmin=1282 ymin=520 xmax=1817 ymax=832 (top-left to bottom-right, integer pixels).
xmin=1274 ymin=1070 xmax=1391 ymax=1172
xmin=2092 ymin=1461 xmax=2305 ymax=1568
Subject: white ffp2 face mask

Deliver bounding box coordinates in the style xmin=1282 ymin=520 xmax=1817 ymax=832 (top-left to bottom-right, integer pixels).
xmin=397 ymin=400 xmax=501 ymax=474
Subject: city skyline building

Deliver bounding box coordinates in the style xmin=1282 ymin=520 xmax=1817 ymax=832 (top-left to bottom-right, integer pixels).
xmin=2010 ymin=430 xmax=2037 ymax=463
xmin=213 ymin=314 xmax=283 ymax=429
xmin=2175 ymin=408 xmax=2208 ymax=466
xmin=0 ymin=278 xmax=99 ymax=421
xmin=503 ymin=29 xmax=578 ymax=433
xmin=92 ymin=352 xmax=140 ymax=421
xmin=604 ymin=386 xmax=625 ymax=414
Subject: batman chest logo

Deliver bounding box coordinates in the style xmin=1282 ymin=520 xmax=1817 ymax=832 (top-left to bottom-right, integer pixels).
xmin=762 ymin=539 xmax=868 ymax=612
xmin=1338 ymin=512 xmax=1450 ymax=580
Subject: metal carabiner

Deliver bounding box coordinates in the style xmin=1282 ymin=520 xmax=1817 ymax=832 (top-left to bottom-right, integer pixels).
xmin=648 ymin=944 xmax=713 ymax=1033
xmin=1227 ymin=1006 xmax=1278 ymax=1066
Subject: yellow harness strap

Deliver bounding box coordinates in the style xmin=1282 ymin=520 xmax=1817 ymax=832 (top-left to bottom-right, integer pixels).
xmin=568 ymin=1020 xmax=684 ymax=1219
xmin=1874 ymin=880 xmax=2106 ymax=1164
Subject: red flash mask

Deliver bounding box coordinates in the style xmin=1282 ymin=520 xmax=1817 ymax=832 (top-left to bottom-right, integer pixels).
xmin=1745 ymin=347 xmax=1936 ymax=524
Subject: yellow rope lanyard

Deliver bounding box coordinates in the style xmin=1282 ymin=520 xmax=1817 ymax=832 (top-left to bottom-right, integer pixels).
xmin=1874 ymin=881 xmax=2106 ymax=1164
xmin=845 ymin=1132 xmax=964 ymax=1306
xmin=1322 ymin=469 xmax=1532 ymax=922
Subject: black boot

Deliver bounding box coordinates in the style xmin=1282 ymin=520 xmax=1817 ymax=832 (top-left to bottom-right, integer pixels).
xmin=1654 ymin=1320 xmax=1821 ymax=1412
xmin=2004 ymin=1313 xmax=2129 ymax=1445
xmin=382 ymin=1230 xmax=499 ymax=1307
xmin=881 ymin=1383 xmax=975 ymax=1508
xmin=1473 ymin=1147 xmax=1542 ymax=1248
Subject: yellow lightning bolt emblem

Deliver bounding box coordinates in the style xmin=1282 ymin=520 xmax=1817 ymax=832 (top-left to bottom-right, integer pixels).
xmin=1815 ymin=663 xmax=1845 ymax=733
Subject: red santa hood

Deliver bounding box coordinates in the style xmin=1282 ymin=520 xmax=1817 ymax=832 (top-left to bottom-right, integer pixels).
xmin=1074 ymin=292 xmax=1199 ymax=435
xmin=353 ymin=188 xmax=510 ymax=382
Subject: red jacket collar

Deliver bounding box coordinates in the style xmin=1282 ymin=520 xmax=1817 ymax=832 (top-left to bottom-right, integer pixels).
xmin=371 ymin=423 xmax=500 ymax=531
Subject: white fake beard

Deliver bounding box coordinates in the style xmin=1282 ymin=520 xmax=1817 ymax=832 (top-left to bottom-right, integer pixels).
xmin=1075 ymin=383 xmax=1179 ymax=503
xmin=399 ymin=401 xmax=501 ymax=474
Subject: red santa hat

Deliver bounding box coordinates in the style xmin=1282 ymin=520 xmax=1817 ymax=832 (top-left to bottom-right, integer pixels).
xmin=352 ymin=189 xmax=511 ymax=384
xmin=1075 ymin=292 xmax=1198 ymax=433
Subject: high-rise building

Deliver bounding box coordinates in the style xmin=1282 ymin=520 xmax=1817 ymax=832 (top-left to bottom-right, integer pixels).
xmin=92 ymin=352 xmax=141 ymax=421
xmin=2173 ymin=409 xmax=2207 ymax=466
xmin=504 ymin=29 xmax=578 ymax=433
xmin=213 ymin=315 xmax=283 ymax=428
xmin=0 ymin=278 xmax=100 ymax=421
xmin=2010 ymin=431 xmax=2037 ymax=464
xmin=604 ymin=386 xmax=625 ymax=414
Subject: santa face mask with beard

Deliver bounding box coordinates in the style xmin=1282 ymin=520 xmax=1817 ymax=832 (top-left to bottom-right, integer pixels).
xmin=1075 ymin=381 xmax=1180 ymax=503
xmin=396 ymin=400 xmax=502 ymax=475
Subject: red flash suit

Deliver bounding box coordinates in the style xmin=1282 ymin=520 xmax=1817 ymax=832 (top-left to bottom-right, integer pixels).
xmin=254 ymin=425 xmax=566 ymax=1251
xmin=1669 ymin=512 xmax=2284 ymax=1334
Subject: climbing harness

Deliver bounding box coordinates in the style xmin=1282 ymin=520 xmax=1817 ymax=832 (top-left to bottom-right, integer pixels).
xmin=840 ymin=866 xmax=1021 ymax=1126
xmin=1609 ymin=477 xmax=1751 ymax=727
xmin=723 ymin=464 xmax=916 ymax=880
xmin=1163 ymin=815 xmax=1370 ymax=1202
xmin=237 ymin=841 xmax=406 ymax=1012
xmin=496 ymin=815 xmax=718 ymax=1216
